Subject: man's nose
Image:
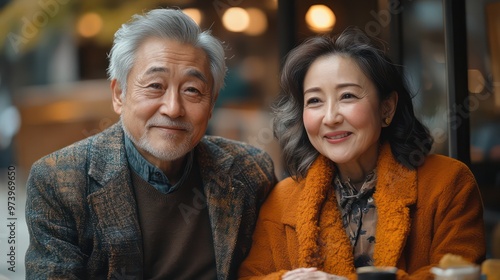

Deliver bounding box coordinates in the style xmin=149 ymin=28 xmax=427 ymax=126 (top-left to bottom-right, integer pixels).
xmin=159 ymin=87 xmax=185 ymax=118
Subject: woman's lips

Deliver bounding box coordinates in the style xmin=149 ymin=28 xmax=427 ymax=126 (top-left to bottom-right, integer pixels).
xmin=325 ymin=131 xmax=352 ymax=143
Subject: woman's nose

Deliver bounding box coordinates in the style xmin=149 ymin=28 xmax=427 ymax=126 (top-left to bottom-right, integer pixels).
xmin=323 ymin=102 xmax=343 ymax=126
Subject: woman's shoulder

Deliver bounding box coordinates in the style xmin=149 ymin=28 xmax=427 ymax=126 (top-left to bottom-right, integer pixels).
xmin=416 ymin=153 xmax=477 ymax=191
xmin=258 ymin=177 xmax=304 ymax=222
xmin=266 ymin=177 xmax=302 ymax=205
xmin=420 ymin=153 xmax=473 ymax=175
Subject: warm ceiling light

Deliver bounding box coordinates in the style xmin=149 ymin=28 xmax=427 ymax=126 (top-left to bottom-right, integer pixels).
xmin=244 ymin=8 xmax=268 ymax=36
xmin=222 ymin=7 xmax=250 ymax=32
xmin=305 ymin=4 xmax=336 ymax=33
xmin=77 ymin=12 xmax=103 ymax=38
xmin=183 ymin=8 xmax=203 ymax=26
xmin=270 ymin=0 xmax=278 ymax=10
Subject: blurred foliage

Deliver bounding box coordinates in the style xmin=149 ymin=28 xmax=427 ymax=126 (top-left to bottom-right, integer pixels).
xmin=0 ymin=0 xmax=76 ymax=55
xmin=0 ymin=0 xmax=193 ymax=57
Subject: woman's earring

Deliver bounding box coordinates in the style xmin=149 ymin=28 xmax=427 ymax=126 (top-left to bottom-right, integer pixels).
xmin=384 ymin=117 xmax=391 ymax=126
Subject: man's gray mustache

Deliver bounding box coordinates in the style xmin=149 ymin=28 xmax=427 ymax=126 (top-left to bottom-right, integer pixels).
xmin=146 ymin=118 xmax=192 ymax=131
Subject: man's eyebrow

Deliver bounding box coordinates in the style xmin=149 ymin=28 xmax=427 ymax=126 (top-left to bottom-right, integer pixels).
xmin=144 ymin=67 xmax=208 ymax=84
xmin=186 ymin=68 xmax=208 ymax=84
xmin=145 ymin=66 xmax=168 ymax=75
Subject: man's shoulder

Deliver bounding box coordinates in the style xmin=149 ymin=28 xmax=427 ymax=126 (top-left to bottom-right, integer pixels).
xmin=31 ymin=122 xmax=123 ymax=171
xmin=201 ymin=135 xmax=266 ymax=157
xmin=198 ymin=135 xmax=276 ymax=184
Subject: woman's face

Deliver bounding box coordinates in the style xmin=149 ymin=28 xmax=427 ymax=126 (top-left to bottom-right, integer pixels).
xmin=302 ymin=54 xmax=387 ymax=169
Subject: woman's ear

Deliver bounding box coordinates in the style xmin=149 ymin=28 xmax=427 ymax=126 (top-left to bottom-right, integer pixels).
xmin=382 ymin=91 xmax=398 ymax=126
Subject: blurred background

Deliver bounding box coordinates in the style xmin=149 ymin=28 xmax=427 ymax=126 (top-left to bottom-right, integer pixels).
xmin=0 ymin=0 xmax=499 ymax=278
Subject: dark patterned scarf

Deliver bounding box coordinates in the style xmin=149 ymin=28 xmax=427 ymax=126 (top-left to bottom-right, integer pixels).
xmin=334 ymin=170 xmax=378 ymax=268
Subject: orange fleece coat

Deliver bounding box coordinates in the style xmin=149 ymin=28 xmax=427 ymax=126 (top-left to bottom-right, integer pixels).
xmin=238 ymin=143 xmax=486 ymax=280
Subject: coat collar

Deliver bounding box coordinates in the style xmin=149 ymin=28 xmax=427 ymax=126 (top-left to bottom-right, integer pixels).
xmin=372 ymin=143 xmax=417 ymax=266
xmin=287 ymin=143 xmax=417 ymax=272
xmin=86 ymin=122 xmax=144 ymax=277
xmin=196 ymin=137 xmax=243 ymax=279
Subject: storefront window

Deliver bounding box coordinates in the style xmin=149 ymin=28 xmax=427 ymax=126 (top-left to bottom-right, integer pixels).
xmin=467 ymin=0 xmax=500 ymax=259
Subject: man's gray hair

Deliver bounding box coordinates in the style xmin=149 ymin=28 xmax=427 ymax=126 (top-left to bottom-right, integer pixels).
xmin=107 ymin=8 xmax=226 ymax=100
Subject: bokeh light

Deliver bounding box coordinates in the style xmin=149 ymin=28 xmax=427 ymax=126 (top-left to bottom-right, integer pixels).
xmin=244 ymin=8 xmax=268 ymax=36
xmin=183 ymin=8 xmax=203 ymax=26
xmin=77 ymin=12 xmax=103 ymax=38
xmin=222 ymin=7 xmax=250 ymax=32
xmin=305 ymin=5 xmax=336 ymax=33
xmin=468 ymin=69 xmax=485 ymax=94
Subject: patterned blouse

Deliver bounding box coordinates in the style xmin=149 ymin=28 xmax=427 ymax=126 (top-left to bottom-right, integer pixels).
xmin=333 ymin=170 xmax=378 ymax=268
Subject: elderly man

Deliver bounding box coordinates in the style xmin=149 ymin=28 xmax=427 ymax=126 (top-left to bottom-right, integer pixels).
xmin=25 ymin=8 xmax=276 ymax=279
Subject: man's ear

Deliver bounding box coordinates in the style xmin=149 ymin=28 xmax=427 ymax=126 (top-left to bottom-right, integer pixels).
xmin=209 ymin=91 xmax=219 ymax=117
xmin=111 ymin=79 xmax=124 ymax=114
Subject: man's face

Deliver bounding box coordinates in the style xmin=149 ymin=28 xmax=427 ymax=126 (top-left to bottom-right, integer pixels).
xmin=112 ymin=37 xmax=214 ymax=166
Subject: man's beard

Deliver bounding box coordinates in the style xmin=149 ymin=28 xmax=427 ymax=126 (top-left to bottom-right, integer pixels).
xmin=121 ymin=114 xmax=193 ymax=162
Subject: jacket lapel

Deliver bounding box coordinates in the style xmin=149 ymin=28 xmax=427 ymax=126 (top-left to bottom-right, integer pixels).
xmin=373 ymin=143 xmax=417 ymax=266
xmin=86 ymin=123 xmax=143 ymax=278
xmin=196 ymin=138 xmax=243 ymax=279
xmin=293 ymin=155 xmax=355 ymax=274
xmin=295 ymin=155 xmax=335 ymax=267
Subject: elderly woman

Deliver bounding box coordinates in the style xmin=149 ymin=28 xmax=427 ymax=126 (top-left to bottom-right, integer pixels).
xmin=238 ymin=27 xmax=485 ymax=279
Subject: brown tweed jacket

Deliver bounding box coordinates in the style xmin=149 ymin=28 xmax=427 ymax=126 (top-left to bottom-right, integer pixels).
xmin=25 ymin=122 xmax=276 ymax=280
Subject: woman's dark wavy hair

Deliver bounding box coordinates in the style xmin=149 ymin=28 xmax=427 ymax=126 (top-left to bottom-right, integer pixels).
xmin=273 ymin=27 xmax=433 ymax=180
